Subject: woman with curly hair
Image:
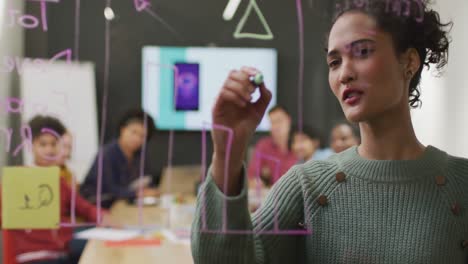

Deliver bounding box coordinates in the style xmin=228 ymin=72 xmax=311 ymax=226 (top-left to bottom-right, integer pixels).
xmin=191 ymin=0 xmax=467 ymax=263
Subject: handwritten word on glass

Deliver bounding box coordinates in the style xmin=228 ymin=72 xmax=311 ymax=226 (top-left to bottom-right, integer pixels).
xmin=134 ymin=0 xmax=150 ymax=12
xmin=0 ymin=48 xmax=72 ymax=75
xmin=2 ymin=166 xmax=60 ymax=229
xmin=7 ymin=0 xmax=60 ymax=31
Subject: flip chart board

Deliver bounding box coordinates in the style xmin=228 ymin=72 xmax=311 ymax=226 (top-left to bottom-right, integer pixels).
xmin=19 ymin=61 xmax=98 ymax=184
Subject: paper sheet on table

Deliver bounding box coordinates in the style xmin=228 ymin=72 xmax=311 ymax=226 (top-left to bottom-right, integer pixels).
xmin=74 ymin=228 xmax=142 ymax=241
xmin=161 ymin=229 xmax=191 ymax=245
xmin=129 ymin=176 xmax=152 ymax=191
xmin=2 ymin=166 xmax=60 ymax=229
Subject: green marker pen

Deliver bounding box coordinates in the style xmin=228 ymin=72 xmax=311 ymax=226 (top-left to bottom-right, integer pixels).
xmin=249 ymin=73 xmax=264 ymax=86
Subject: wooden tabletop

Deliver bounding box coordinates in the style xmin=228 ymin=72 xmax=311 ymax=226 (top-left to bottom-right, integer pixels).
xmin=79 ymin=199 xmax=194 ymax=264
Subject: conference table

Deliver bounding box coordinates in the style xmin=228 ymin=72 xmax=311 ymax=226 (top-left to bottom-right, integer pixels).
xmin=78 ymin=184 xmax=270 ymax=264
xmin=79 ymin=198 xmax=195 ymax=264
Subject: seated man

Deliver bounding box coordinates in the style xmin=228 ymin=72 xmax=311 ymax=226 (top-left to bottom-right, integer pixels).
xmin=291 ymin=125 xmax=333 ymax=163
xmin=80 ymin=109 xmax=159 ymax=208
xmin=330 ymin=120 xmax=360 ymax=154
xmin=247 ymin=106 xmax=297 ymax=187
xmin=292 ymin=121 xmax=359 ymax=162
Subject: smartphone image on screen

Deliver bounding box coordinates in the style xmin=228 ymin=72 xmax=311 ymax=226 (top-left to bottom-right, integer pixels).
xmin=174 ymin=62 xmax=200 ymax=111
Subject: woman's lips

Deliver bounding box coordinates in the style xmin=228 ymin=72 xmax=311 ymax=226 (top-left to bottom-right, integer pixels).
xmin=344 ymin=92 xmax=363 ymax=106
xmin=342 ymin=88 xmax=364 ymax=106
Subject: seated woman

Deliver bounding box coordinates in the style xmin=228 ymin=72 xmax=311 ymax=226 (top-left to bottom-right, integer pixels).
xmin=80 ymin=109 xmax=158 ymax=208
xmin=191 ymin=1 xmax=468 ymax=263
xmin=57 ymin=131 xmax=76 ymax=187
xmin=0 ymin=115 xmax=111 ymax=264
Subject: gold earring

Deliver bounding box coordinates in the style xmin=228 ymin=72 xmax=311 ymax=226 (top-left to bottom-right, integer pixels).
xmin=406 ymin=70 xmax=413 ymax=79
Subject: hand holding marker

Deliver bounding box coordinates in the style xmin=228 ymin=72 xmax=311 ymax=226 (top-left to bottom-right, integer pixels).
xmin=211 ymin=67 xmax=272 ymax=196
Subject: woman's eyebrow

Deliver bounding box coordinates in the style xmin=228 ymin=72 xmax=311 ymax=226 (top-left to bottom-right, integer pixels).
xmin=347 ymin=39 xmax=375 ymax=49
xmin=326 ymin=38 xmax=375 ymax=57
xmin=326 ymin=49 xmax=339 ymax=58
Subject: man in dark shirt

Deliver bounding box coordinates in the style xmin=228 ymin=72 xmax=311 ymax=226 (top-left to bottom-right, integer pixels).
xmin=247 ymin=106 xmax=297 ymax=186
xmin=80 ymin=109 xmax=158 ymax=208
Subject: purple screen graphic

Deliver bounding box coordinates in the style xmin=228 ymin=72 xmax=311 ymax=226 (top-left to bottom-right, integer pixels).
xmin=174 ymin=63 xmax=199 ymax=111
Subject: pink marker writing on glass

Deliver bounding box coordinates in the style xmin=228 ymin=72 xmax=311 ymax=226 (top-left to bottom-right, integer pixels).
xmin=0 ymin=48 xmax=72 ymax=75
xmin=134 ymin=0 xmax=150 ymax=12
xmin=8 ymin=0 xmax=60 ymax=31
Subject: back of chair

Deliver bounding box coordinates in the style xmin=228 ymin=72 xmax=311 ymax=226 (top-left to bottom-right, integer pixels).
xmin=3 ymin=230 xmax=17 ymax=264
xmin=159 ymin=165 xmax=202 ymax=195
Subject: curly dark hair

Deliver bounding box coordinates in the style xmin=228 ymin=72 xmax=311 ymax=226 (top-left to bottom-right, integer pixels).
xmin=29 ymin=115 xmax=66 ymax=140
xmin=328 ymin=0 xmax=453 ymax=108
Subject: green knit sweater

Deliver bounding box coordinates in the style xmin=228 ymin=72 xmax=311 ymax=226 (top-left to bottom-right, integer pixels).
xmin=191 ymin=146 xmax=468 ymax=263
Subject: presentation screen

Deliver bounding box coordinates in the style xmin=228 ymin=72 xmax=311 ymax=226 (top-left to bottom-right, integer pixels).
xmin=142 ymin=46 xmax=277 ymax=131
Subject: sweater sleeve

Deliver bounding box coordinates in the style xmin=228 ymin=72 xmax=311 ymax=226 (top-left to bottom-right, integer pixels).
xmin=61 ymin=179 xmax=99 ymax=222
xmin=191 ymin=165 xmax=306 ymax=264
xmin=74 ymin=192 xmax=99 ymax=223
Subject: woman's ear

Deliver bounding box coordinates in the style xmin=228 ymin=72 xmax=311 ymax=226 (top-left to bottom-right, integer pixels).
xmin=400 ymin=48 xmax=421 ymax=80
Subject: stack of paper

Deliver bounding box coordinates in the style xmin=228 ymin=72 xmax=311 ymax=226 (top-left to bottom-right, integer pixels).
xmin=74 ymin=228 xmax=142 ymax=241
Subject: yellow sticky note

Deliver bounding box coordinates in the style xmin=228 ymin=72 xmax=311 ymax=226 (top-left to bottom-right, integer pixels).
xmin=2 ymin=166 xmax=60 ymax=229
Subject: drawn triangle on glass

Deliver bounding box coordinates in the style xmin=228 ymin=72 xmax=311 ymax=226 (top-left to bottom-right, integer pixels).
xmin=233 ymin=0 xmax=274 ymax=40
